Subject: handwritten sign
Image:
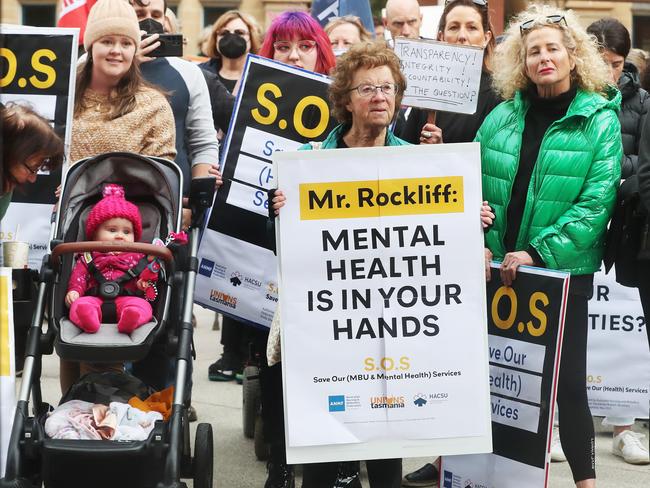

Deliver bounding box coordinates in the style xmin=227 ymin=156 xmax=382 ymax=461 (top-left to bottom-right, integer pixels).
xmin=394 ymin=38 xmax=484 ymax=115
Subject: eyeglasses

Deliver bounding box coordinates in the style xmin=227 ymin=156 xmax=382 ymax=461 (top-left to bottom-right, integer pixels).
xmin=520 ymin=15 xmax=566 ymax=35
xmin=22 ymin=157 xmax=52 ymax=175
xmin=445 ymin=0 xmax=488 ymax=7
xmin=217 ymin=29 xmax=249 ymax=38
xmin=273 ymin=40 xmax=317 ymax=56
xmin=349 ymin=83 xmax=399 ymax=98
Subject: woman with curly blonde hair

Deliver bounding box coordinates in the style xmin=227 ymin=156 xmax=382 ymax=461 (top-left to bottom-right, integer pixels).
xmin=477 ymin=4 xmax=622 ymax=487
xmin=492 ymin=5 xmax=610 ymax=99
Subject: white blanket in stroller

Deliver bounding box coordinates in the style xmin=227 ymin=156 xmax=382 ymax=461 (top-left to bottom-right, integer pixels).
xmin=45 ymin=400 xmax=162 ymax=441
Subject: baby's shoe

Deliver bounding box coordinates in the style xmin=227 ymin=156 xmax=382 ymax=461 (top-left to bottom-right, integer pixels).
xmin=118 ymin=307 xmax=147 ymax=334
xmin=73 ymin=303 xmax=101 ymax=333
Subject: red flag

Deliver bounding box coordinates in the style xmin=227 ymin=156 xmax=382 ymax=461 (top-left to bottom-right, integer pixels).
xmin=57 ymin=0 xmax=97 ymax=45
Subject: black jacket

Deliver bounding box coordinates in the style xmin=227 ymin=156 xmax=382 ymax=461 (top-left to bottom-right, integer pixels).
xmin=199 ymin=57 xmax=220 ymax=75
xmin=610 ymin=64 xmax=650 ymax=286
xmin=397 ymin=71 xmax=501 ymax=144
xmin=618 ymin=62 xmax=650 ymax=179
xmin=199 ymin=68 xmax=235 ymax=134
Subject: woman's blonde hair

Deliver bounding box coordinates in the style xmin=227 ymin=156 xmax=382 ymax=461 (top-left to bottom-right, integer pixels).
xmin=206 ymin=10 xmax=261 ymax=59
xmin=324 ymin=15 xmax=372 ymax=43
xmin=329 ymin=41 xmax=406 ymax=124
xmin=492 ymin=3 xmax=611 ymax=100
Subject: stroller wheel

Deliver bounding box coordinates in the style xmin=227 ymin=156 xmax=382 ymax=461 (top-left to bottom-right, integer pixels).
xmin=254 ymin=413 xmax=270 ymax=461
xmin=242 ymin=365 xmax=261 ymax=439
xmin=193 ymin=423 xmax=213 ymax=488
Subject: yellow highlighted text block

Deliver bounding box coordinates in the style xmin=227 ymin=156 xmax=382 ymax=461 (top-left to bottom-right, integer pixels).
xmin=299 ymin=176 xmax=464 ymax=220
xmin=0 ymin=274 xmax=10 ymax=376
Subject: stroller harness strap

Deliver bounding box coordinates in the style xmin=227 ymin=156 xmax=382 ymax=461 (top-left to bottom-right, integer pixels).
xmin=83 ymin=253 xmax=150 ymax=323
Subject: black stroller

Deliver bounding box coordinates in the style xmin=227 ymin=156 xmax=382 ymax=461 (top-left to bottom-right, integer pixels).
xmin=1 ymin=153 xmax=215 ymax=488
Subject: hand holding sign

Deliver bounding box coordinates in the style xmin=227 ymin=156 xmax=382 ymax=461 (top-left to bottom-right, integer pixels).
xmin=500 ymin=251 xmax=535 ymax=286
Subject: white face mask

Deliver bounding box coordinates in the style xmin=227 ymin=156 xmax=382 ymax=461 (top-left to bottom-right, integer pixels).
xmin=333 ymin=47 xmax=349 ymax=57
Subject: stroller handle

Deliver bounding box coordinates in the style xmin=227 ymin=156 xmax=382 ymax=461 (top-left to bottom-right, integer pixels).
xmin=51 ymin=241 xmax=174 ymax=265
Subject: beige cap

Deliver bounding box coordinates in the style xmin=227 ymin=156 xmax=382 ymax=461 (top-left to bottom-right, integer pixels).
xmin=83 ymin=0 xmax=140 ymax=52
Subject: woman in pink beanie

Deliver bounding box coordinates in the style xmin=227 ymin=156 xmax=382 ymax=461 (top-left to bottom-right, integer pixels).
xmin=65 ymin=184 xmax=158 ymax=334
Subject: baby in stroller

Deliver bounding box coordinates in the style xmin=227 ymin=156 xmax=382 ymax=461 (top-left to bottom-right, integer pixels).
xmin=65 ymin=184 xmax=160 ymax=334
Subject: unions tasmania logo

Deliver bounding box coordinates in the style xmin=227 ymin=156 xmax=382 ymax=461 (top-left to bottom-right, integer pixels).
xmin=370 ymin=395 xmax=405 ymax=409
xmin=198 ymin=258 xmax=215 ymax=277
xmin=328 ymin=395 xmax=345 ymax=412
xmin=209 ymin=289 xmax=237 ymax=308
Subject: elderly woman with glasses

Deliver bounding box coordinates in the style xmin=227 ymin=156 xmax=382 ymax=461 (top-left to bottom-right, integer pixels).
xmin=477 ymin=5 xmax=622 ymax=487
xmin=269 ymin=41 xmax=493 ymax=488
xmin=305 ymin=41 xmax=408 ymax=150
xmin=1 ymin=102 xmax=64 ymax=221
xmin=267 ymin=42 xmax=408 ymax=488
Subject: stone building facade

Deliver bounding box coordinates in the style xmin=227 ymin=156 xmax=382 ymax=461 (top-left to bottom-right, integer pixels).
xmin=3 ymin=1 xmax=650 ymax=61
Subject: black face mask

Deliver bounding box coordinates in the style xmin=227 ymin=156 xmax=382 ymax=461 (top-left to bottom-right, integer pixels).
xmin=218 ymin=33 xmax=247 ymax=59
xmin=139 ymin=18 xmax=164 ymax=35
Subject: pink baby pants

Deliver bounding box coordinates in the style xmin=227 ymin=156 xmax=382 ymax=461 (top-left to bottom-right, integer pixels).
xmin=69 ymin=296 xmax=152 ymax=334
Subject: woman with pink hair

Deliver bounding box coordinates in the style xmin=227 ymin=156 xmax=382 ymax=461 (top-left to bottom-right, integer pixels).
xmin=258 ymin=11 xmax=336 ymax=75
xmin=208 ymin=13 xmax=334 ymax=391
xmin=255 ymin=12 xmax=335 ymax=488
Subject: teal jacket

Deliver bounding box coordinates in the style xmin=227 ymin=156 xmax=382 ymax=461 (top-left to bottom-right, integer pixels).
xmin=299 ymin=123 xmax=409 ymax=150
xmin=0 ymin=191 xmax=12 ymax=221
xmin=476 ymin=88 xmax=623 ymax=275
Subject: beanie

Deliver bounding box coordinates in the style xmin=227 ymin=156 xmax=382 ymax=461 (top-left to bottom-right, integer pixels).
xmin=83 ymin=0 xmax=141 ymax=51
xmin=86 ymin=184 xmax=143 ymax=241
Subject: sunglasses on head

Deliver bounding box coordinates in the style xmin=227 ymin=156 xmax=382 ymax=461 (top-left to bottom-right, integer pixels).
xmin=520 ymin=15 xmax=566 ymax=35
xmin=445 ymin=0 xmax=488 ymax=7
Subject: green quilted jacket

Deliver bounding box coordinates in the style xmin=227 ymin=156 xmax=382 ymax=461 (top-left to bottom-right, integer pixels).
xmin=476 ymin=87 xmax=623 ymax=275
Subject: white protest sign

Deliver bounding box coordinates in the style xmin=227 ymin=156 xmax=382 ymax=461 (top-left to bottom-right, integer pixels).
xmin=420 ymin=6 xmax=444 ymax=39
xmin=394 ymin=38 xmax=484 ymax=114
xmin=276 ymin=143 xmax=491 ymax=464
xmin=0 ymin=268 xmax=16 ymax=477
xmin=587 ymin=270 xmax=649 ymax=419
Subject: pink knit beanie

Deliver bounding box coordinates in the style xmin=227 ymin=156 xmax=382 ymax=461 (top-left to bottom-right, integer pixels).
xmin=86 ymin=184 xmax=142 ymax=241
xmin=83 ymin=0 xmax=141 ymax=51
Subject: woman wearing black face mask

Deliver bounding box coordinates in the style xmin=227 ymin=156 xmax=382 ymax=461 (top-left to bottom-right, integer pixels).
xmin=200 ymin=11 xmax=262 ymax=384
xmin=200 ymin=10 xmax=260 ymax=94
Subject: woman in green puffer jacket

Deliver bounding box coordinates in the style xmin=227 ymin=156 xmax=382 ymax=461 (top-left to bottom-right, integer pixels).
xmin=476 ymin=5 xmax=622 ymax=488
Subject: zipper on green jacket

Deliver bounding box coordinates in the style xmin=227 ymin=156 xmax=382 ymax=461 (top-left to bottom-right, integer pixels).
xmin=512 ymin=105 xmax=580 ymax=252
